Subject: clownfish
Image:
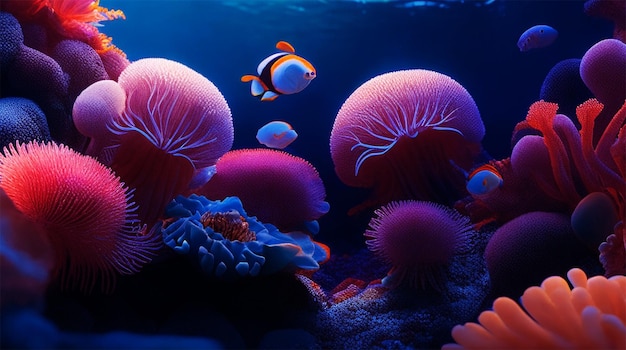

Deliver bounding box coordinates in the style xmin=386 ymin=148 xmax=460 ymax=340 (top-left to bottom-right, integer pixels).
xmin=241 ymin=41 xmax=316 ymax=101
xmin=466 ymin=164 xmax=503 ymax=196
xmin=517 ymin=25 xmax=558 ymax=52
xmin=256 ymin=121 xmax=298 ymax=149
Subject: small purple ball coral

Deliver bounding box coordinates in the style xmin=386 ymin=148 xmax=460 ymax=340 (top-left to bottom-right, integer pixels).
xmin=0 ymin=97 xmax=51 ymax=150
xmin=485 ymin=211 xmax=589 ymax=297
xmin=364 ymin=200 xmax=472 ymax=290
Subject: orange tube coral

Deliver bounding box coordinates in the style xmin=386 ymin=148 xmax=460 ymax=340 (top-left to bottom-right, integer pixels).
xmin=443 ymin=268 xmax=626 ymax=349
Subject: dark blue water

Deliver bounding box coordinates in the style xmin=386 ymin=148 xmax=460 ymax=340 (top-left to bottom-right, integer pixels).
xmin=100 ymin=0 xmax=612 ymax=252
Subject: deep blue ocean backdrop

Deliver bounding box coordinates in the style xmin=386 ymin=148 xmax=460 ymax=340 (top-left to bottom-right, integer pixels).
xmin=100 ymin=0 xmax=612 ymax=251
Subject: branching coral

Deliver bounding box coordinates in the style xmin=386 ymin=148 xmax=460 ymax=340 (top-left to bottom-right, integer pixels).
xmin=161 ymin=195 xmax=329 ymax=280
xmin=444 ymin=268 xmax=626 ymax=349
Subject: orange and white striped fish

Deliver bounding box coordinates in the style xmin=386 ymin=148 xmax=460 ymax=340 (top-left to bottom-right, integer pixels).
xmin=241 ymin=41 xmax=316 ymax=101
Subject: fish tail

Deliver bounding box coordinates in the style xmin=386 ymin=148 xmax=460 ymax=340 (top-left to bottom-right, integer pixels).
xmin=241 ymin=75 xmax=268 ymax=97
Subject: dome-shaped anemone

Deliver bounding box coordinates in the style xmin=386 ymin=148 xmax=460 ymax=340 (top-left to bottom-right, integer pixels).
xmin=330 ymin=69 xmax=485 ymax=213
xmin=162 ymin=195 xmax=329 ymax=280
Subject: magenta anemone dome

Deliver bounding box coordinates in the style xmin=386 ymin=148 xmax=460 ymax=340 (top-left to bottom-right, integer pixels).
xmin=0 ymin=141 xmax=161 ymax=292
xmin=364 ymin=200 xmax=472 ymax=291
xmin=330 ymin=69 xmax=485 ymax=214
xmin=198 ymin=148 xmax=329 ymax=234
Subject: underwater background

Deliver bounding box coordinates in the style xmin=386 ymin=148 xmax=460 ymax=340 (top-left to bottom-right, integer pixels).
xmin=1 ymin=0 xmax=625 ymax=349
xmin=99 ymin=0 xmax=612 ymax=251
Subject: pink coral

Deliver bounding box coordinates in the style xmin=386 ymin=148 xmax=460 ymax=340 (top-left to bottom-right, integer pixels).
xmin=91 ymin=58 xmax=234 ymax=227
xmin=330 ymin=69 xmax=485 ymax=214
xmin=198 ymin=148 xmax=329 ymax=234
xmin=444 ymin=268 xmax=626 ymax=349
xmin=0 ymin=141 xmax=161 ymax=292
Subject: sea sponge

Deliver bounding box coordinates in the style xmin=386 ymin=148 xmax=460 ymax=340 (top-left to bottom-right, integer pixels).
xmin=0 ymin=141 xmax=161 ymax=292
xmin=162 ymin=195 xmax=329 ymax=280
xmin=444 ymin=268 xmax=626 ymax=349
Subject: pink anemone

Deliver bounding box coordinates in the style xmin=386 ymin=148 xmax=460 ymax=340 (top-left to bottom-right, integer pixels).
xmin=102 ymin=58 xmax=234 ymax=228
xmin=330 ymin=69 xmax=485 ymax=214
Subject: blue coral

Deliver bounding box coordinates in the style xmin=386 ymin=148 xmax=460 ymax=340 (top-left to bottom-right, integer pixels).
xmin=162 ymin=195 xmax=328 ymax=280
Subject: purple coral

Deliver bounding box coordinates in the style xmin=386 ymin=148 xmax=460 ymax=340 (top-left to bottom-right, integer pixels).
xmin=0 ymin=97 xmax=51 ymax=150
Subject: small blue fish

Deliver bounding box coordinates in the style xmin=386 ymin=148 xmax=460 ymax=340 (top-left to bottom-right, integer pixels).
xmin=466 ymin=164 xmax=503 ymax=196
xmin=256 ymin=121 xmax=298 ymax=149
xmin=517 ymin=25 xmax=558 ymax=52
xmin=241 ymin=41 xmax=316 ymax=101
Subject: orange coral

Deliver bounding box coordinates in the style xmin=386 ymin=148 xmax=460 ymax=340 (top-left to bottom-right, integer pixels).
xmin=443 ymin=268 xmax=626 ymax=349
xmin=47 ymin=0 xmax=125 ymax=24
xmin=3 ymin=0 xmax=126 ymax=55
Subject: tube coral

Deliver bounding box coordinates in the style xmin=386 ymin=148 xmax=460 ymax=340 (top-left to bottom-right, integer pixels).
xmin=444 ymin=268 xmax=626 ymax=349
xmin=0 ymin=141 xmax=161 ymax=292
xmin=162 ymin=195 xmax=329 ymax=280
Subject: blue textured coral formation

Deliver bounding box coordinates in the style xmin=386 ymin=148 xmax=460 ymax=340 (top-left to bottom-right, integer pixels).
xmin=162 ymin=195 xmax=328 ymax=280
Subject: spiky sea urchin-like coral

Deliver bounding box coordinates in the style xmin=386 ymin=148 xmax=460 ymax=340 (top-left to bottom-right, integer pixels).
xmin=444 ymin=268 xmax=626 ymax=349
xmin=0 ymin=141 xmax=161 ymax=292
xmin=365 ymin=200 xmax=472 ymax=291
xmin=162 ymin=195 xmax=329 ymax=280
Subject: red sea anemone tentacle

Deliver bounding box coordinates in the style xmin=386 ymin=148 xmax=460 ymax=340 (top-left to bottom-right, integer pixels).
xmin=598 ymin=100 xmax=626 ymax=171
xmin=552 ymin=114 xmax=601 ymax=194
xmin=0 ymin=141 xmax=161 ymax=293
xmin=525 ymin=100 xmax=580 ymax=206
xmin=576 ymin=98 xmax=625 ymax=191
xmin=610 ymin=124 xmax=626 ymax=181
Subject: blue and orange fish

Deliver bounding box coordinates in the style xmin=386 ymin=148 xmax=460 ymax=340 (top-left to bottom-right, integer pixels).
xmin=241 ymin=41 xmax=316 ymax=101
xmin=466 ymin=164 xmax=503 ymax=196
